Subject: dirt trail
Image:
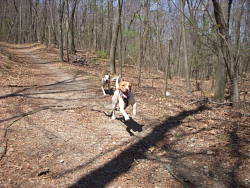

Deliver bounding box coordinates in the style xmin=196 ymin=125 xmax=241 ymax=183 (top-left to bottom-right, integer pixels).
xmin=0 ymin=45 xmax=177 ymax=187
xmin=2 ymin=44 xmax=249 ymax=188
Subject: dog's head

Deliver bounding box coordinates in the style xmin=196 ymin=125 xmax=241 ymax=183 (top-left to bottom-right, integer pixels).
xmin=103 ymin=74 xmax=110 ymax=82
xmin=119 ymin=81 xmax=132 ymax=97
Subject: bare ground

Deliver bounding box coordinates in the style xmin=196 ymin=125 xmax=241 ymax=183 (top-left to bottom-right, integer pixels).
xmin=0 ymin=43 xmax=249 ymax=188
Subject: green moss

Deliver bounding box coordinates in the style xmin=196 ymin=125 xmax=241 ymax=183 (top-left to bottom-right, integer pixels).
xmin=96 ymin=50 xmax=108 ymax=59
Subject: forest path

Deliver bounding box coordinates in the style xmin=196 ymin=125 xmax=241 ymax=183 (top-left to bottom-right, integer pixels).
xmin=0 ymin=44 xmax=175 ymax=188
xmin=2 ymin=43 xmax=249 ymax=188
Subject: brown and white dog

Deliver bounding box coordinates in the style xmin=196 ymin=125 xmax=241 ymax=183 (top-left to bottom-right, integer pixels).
xmin=101 ymin=71 xmax=120 ymax=95
xmin=111 ymin=77 xmax=136 ymax=121
xmin=101 ymin=73 xmax=111 ymax=95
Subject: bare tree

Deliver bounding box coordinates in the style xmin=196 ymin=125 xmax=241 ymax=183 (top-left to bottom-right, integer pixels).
xmin=109 ymin=0 xmax=123 ymax=74
xmin=137 ymin=0 xmax=150 ymax=87
xmin=65 ymin=0 xmax=70 ymax=62
xmin=41 ymin=0 xmax=48 ymax=44
xmin=164 ymin=40 xmax=172 ymax=96
xmin=180 ymin=0 xmax=191 ymax=91
xmin=69 ymin=0 xmax=78 ymax=54
xmin=212 ymin=0 xmax=241 ymax=106
xmin=59 ymin=0 xmax=65 ymax=61
xmin=105 ymin=0 xmax=113 ymax=53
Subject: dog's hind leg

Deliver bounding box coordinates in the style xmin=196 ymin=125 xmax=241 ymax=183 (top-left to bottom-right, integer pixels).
xmin=111 ymin=94 xmax=118 ymax=120
xmin=111 ymin=102 xmax=117 ymax=120
xmin=132 ymin=102 xmax=137 ymax=116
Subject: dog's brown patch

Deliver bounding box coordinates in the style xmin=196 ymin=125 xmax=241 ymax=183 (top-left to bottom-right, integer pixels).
xmin=119 ymin=81 xmax=132 ymax=93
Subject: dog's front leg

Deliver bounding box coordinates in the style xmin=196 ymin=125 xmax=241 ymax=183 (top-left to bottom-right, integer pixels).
xmin=119 ymin=100 xmax=130 ymax=121
xmin=101 ymin=86 xmax=106 ymax=95
xmin=111 ymin=94 xmax=118 ymax=120
xmin=111 ymin=102 xmax=117 ymax=120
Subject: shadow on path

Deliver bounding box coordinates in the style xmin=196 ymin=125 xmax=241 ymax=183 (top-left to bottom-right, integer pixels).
xmin=68 ymin=105 xmax=207 ymax=188
xmin=117 ymin=117 xmax=144 ymax=136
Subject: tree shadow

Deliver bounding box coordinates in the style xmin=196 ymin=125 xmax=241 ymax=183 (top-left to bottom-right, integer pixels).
xmin=0 ymin=73 xmax=102 ymax=124
xmin=68 ymin=105 xmax=207 ymax=188
xmin=0 ymin=73 xmax=99 ymax=101
xmin=53 ymin=140 xmax=132 ymax=179
xmin=153 ymin=119 xmax=249 ymax=188
xmin=227 ymin=124 xmax=246 ymax=188
xmin=0 ymin=106 xmax=51 ymax=124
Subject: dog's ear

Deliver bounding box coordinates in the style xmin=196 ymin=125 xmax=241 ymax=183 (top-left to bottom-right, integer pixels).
xmin=129 ymin=82 xmax=132 ymax=90
xmin=119 ymin=81 xmax=124 ymax=89
xmin=117 ymin=76 xmax=122 ymax=81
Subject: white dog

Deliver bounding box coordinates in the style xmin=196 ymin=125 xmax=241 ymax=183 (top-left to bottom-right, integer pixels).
xmin=101 ymin=74 xmax=111 ymax=95
xmin=111 ymin=78 xmax=136 ymax=121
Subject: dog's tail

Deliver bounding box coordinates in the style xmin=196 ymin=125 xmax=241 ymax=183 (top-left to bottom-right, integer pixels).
xmin=116 ymin=76 xmax=120 ymax=90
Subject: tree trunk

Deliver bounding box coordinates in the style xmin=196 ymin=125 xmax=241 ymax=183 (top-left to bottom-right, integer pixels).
xmin=176 ymin=31 xmax=182 ymax=76
xmin=119 ymin=18 xmax=124 ymax=77
xmin=212 ymin=0 xmax=240 ymax=106
xmin=212 ymin=0 xmax=229 ymax=102
xmin=247 ymin=0 xmax=250 ymax=44
xmin=69 ymin=0 xmax=77 ymax=54
xmin=59 ymin=0 xmax=65 ymax=61
xmin=105 ymin=0 xmax=113 ymax=54
xmin=100 ymin=0 xmax=104 ymax=51
xmin=19 ymin=3 xmax=22 ymax=44
xmin=214 ymin=52 xmax=226 ymax=101
xmin=65 ymin=0 xmax=70 ymax=62
xmin=137 ymin=0 xmax=150 ymax=87
xmin=137 ymin=27 xmax=143 ymax=87
xmin=180 ymin=0 xmax=191 ymax=91
xmin=49 ymin=0 xmax=57 ymax=45
xmin=164 ymin=40 xmax=172 ymax=96
xmin=41 ymin=0 xmax=48 ymax=44
xmin=93 ymin=0 xmax=97 ymax=50
xmin=28 ymin=0 xmax=34 ymax=42
xmin=109 ymin=0 xmax=123 ymax=74
xmin=231 ymin=0 xmax=244 ymax=106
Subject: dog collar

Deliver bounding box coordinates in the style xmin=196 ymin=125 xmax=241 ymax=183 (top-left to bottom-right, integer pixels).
xmin=121 ymin=91 xmax=129 ymax=108
xmin=120 ymin=90 xmax=130 ymax=99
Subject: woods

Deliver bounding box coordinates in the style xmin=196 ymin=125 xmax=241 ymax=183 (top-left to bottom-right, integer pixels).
xmin=0 ymin=0 xmax=249 ymax=105
xmin=1 ymin=1 xmax=250 ymax=187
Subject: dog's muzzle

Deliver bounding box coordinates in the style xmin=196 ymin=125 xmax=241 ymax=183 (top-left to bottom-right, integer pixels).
xmin=104 ymin=79 xmax=110 ymax=84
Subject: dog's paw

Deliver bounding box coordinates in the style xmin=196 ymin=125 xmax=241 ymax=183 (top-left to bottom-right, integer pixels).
xmin=111 ymin=116 xmax=116 ymax=120
xmin=124 ymin=116 xmax=130 ymax=121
